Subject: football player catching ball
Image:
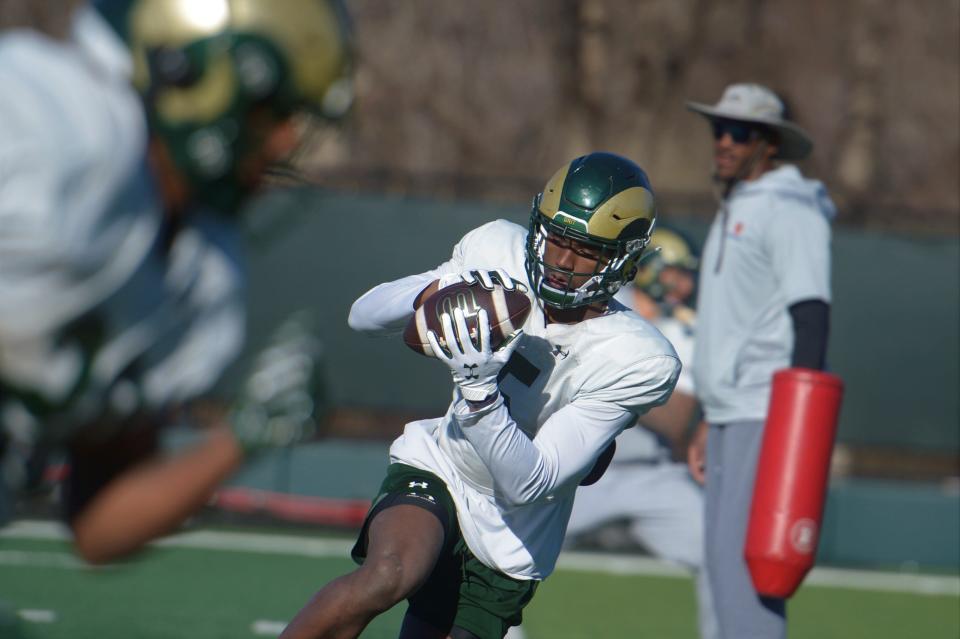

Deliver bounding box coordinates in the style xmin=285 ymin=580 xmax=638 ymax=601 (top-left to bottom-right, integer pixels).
xmin=281 ymin=152 xmax=682 ymax=639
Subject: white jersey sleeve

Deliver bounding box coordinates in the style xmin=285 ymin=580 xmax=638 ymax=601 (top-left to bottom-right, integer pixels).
xmin=452 ymin=346 xmax=679 ymax=506
xmin=346 ymin=222 xmax=504 ymax=335
xmin=452 ymin=395 xmax=631 ymax=506
xmin=347 ymin=272 xmax=439 ymax=335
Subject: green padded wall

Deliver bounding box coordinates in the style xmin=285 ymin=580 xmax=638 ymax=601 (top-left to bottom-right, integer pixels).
xmin=239 ymin=187 xmax=960 ymax=453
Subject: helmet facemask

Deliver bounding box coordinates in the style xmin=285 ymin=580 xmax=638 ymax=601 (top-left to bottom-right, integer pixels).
xmin=525 ymin=198 xmax=651 ymax=310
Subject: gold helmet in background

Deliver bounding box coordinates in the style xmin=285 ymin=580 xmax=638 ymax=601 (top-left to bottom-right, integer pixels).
xmin=633 ymin=227 xmax=700 ymax=304
xmin=97 ymin=0 xmax=353 ymax=213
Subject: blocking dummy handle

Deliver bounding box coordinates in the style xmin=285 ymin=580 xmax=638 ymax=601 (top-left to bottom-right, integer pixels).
xmin=745 ymin=368 xmax=844 ymax=598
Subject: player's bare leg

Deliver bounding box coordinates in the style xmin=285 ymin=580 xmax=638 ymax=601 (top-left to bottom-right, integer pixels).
xmin=280 ymin=504 xmax=445 ymax=639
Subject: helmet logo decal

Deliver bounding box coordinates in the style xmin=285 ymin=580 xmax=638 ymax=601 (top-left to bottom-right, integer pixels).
xmin=554 ymin=211 xmax=589 ymax=234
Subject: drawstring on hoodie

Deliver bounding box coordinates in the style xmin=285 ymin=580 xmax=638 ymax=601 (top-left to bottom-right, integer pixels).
xmin=710 ymin=140 xmax=771 ymax=273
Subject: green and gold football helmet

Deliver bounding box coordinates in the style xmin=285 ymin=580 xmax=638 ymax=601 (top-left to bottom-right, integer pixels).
xmin=632 ymin=226 xmax=700 ymax=303
xmin=524 ymin=152 xmax=657 ymax=309
xmin=96 ymin=0 xmax=353 ymax=213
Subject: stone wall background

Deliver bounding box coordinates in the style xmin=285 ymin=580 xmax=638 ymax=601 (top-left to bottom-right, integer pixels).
xmin=293 ymin=0 xmax=959 ymax=235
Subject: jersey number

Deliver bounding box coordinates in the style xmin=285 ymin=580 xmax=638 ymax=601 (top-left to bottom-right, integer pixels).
xmin=497 ymin=352 xmax=541 ymax=411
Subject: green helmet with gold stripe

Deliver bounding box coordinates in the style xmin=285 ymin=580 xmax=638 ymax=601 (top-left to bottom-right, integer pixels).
xmin=525 ymin=152 xmax=657 ymax=309
xmin=96 ymin=0 xmax=353 ymax=214
xmin=632 ymin=226 xmax=700 ymax=303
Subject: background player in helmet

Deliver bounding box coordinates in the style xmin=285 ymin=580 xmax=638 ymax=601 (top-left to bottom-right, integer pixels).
xmin=96 ymin=0 xmax=353 ymax=219
xmin=280 ymin=152 xmax=681 ymax=639
xmin=0 ymin=0 xmax=351 ymax=563
xmin=556 ymin=226 xmax=718 ymax=639
xmin=686 ymin=83 xmax=835 ymax=638
xmin=618 ymin=226 xmax=701 ymax=462
xmin=629 ymin=226 xmax=700 ymax=331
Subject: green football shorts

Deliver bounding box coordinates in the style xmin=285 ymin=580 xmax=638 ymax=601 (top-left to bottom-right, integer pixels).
xmin=352 ymin=463 xmax=538 ymax=639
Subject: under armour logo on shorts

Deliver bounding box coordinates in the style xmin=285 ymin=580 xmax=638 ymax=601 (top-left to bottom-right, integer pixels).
xmin=408 ymin=481 xmax=428 ymax=489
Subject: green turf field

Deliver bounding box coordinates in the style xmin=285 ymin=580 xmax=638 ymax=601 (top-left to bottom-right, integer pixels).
xmin=1 ymin=524 xmax=957 ymax=639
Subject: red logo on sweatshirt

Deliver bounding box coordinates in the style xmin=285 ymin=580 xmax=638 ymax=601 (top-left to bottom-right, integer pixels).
xmin=733 ymin=222 xmax=745 ymax=235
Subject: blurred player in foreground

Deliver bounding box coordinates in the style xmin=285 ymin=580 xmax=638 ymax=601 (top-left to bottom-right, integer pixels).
xmin=0 ymin=0 xmax=351 ymax=564
xmin=281 ymin=153 xmax=681 ymax=639
xmin=561 ymin=226 xmax=718 ymax=639
xmin=687 ymin=83 xmax=835 ymax=637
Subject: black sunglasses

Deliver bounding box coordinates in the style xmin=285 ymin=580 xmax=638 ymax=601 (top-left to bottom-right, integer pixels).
xmin=711 ymin=119 xmax=762 ymax=144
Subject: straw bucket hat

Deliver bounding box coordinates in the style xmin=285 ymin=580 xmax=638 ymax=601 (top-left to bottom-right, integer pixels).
xmin=686 ymin=83 xmax=813 ymax=160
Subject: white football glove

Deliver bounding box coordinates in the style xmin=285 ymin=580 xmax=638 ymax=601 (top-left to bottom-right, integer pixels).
xmin=230 ymin=312 xmax=325 ymax=455
xmin=437 ymin=269 xmax=517 ymax=292
xmin=426 ymin=307 xmax=522 ymax=402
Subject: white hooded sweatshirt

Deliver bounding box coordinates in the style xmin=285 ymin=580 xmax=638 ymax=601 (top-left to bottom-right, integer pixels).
xmin=692 ymin=165 xmax=837 ymax=424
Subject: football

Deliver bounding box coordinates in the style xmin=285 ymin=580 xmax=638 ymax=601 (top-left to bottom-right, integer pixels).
xmin=403 ymin=279 xmax=532 ymax=357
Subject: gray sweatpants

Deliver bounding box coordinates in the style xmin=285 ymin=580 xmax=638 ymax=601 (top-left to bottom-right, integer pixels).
xmin=705 ymin=421 xmax=786 ymax=638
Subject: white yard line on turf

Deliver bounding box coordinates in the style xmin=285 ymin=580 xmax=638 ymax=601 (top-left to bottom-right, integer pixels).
xmin=153 ymin=529 xmax=354 ymax=556
xmin=0 ymin=520 xmax=69 ymax=540
xmin=0 ymin=519 xmax=353 ymax=557
xmin=559 ymin=551 xmax=689 ymax=577
xmin=3 ymin=520 xmax=957 ymax=597
xmin=0 ymin=549 xmax=84 ymax=569
xmin=18 ymin=609 xmax=57 ymax=623
xmin=251 ymin=620 xmax=288 ymax=635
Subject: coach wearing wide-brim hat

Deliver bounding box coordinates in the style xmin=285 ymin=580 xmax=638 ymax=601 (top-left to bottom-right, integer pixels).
xmin=685 ymin=82 xmax=836 ymax=639
xmin=687 ymin=83 xmax=815 ymax=194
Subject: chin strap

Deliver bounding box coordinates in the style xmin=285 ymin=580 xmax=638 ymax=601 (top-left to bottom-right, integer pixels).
xmin=532 ymin=217 xmax=651 ymax=309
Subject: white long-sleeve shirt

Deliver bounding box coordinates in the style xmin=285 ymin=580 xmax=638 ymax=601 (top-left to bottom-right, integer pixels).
xmin=349 ymin=220 xmax=680 ymax=579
